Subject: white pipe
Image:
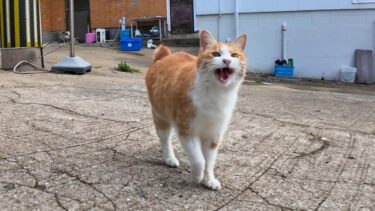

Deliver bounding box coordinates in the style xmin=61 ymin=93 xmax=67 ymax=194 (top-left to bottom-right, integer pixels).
xmin=193 ymin=0 xmax=197 ymax=32
xmin=234 ymin=0 xmax=239 ymax=38
xmin=217 ymin=0 xmax=221 ymax=40
xmin=282 ymin=23 xmax=287 ymax=60
xmin=166 ymin=0 xmax=171 ymax=32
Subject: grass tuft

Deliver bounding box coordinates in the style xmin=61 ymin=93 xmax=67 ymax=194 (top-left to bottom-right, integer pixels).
xmin=114 ymin=61 xmax=140 ymax=73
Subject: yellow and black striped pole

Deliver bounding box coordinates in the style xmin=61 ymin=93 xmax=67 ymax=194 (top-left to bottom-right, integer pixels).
xmin=0 ymin=0 xmax=42 ymax=48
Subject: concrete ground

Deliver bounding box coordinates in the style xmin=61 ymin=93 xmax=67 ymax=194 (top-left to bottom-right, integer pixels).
xmin=0 ymin=45 xmax=374 ymax=210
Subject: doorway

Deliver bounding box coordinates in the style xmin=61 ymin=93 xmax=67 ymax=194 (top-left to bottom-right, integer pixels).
xmin=66 ymin=0 xmax=90 ymax=43
xmin=170 ymin=0 xmax=194 ymax=34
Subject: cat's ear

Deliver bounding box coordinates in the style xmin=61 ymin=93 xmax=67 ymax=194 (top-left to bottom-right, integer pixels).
xmin=200 ymin=30 xmax=217 ymax=52
xmin=232 ymin=34 xmax=247 ymax=50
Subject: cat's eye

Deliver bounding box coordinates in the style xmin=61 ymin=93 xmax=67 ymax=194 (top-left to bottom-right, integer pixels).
xmin=211 ymin=52 xmax=221 ymax=57
xmin=231 ymin=53 xmax=239 ymax=58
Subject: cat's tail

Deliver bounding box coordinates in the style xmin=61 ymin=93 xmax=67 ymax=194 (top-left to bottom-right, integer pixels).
xmin=153 ymin=45 xmax=171 ymax=63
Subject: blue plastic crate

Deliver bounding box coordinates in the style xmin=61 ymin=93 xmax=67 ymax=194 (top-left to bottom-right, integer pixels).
xmin=275 ymin=65 xmax=294 ymax=78
xmin=120 ymin=30 xmax=130 ymax=40
xmin=120 ymin=38 xmax=142 ymax=51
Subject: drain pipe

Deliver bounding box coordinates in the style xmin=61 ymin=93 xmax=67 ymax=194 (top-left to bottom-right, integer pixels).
xmin=217 ymin=0 xmax=221 ymax=41
xmin=282 ymin=23 xmax=287 ymax=60
xmin=234 ymin=0 xmax=239 ymax=38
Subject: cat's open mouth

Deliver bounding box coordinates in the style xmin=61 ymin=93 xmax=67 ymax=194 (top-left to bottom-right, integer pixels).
xmin=214 ymin=68 xmax=234 ymax=83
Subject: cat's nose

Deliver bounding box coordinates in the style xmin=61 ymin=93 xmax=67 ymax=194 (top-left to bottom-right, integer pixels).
xmin=223 ymin=59 xmax=231 ymax=66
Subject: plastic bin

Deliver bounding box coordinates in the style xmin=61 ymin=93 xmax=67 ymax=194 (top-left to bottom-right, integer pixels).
xmin=340 ymin=66 xmax=357 ymax=83
xmin=120 ymin=38 xmax=142 ymax=51
xmin=275 ymin=65 xmax=294 ymax=78
xmin=85 ymin=33 xmax=96 ymax=44
xmin=120 ymin=30 xmax=131 ymax=40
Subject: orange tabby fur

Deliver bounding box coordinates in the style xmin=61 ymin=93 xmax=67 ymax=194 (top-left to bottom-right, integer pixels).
xmin=146 ymin=48 xmax=197 ymax=135
xmin=145 ymin=30 xmax=247 ymax=190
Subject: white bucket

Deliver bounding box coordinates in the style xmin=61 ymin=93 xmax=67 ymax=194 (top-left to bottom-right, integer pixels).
xmin=340 ymin=66 xmax=357 ymax=83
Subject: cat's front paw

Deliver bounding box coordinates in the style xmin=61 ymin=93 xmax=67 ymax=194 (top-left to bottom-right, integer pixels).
xmin=164 ymin=157 xmax=180 ymax=168
xmin=202 ymin=178 xmax=221 ymax=191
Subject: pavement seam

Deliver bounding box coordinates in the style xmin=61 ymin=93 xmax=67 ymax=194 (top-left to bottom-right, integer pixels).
xmin=238 ymin=109 xmax=375 ymax=136
xmin=314 ymin=134 xmax=357 ymax=210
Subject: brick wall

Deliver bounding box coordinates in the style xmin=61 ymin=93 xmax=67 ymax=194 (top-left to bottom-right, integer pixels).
xmin=89 ymin=0 xmax=166 ymax=29
xmin=40 ymin=0 xmax=166 ymax=32
xmin=40 ymin=0 xmax=66 ymax=32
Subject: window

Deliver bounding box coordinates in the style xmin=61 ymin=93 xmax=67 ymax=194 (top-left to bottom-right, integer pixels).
xmin=131 ymin=0 xmax=137 ymax=7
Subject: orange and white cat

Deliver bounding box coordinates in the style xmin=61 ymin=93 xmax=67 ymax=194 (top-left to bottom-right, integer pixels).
xmin=145 ymin=30 xmax=247 ymax=190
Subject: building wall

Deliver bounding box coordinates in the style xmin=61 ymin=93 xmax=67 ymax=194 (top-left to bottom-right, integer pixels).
xmin=40 ymin=0 xmax=65 ymax=31
xmin=195 ymin=0 xmax=375 ymax=15
xmin=90 ymin=0 xmax=166 ymax=29
xmin=195 ymin=0 xmax=375 ymax=81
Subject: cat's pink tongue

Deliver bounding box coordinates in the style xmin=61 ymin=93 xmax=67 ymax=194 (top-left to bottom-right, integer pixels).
xmin=220 ymin=72 xmax=230 ymax=82
xmin=215 ymin=68 xmax=233 ymax=83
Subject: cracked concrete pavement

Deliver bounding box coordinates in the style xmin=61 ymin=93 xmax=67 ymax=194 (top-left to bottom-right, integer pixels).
xmin=0 ymin=45 xmax=375 ymax=210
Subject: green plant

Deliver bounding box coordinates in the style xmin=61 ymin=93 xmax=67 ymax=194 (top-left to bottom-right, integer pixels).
xmin=115 ymin=61 xmax=140 ymax=73
xmin=255 ymin=78 xmax=263 ymax=84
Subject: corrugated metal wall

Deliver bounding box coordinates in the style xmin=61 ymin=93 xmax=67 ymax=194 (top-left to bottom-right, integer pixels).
xmin=0 ymin=0 xmax=42 ymax=48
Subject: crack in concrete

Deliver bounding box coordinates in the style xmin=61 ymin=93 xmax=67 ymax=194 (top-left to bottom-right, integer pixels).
xmin=214 ymin=156 xmax=282 ymax=211
xmin=54 ymin=194 xmax=69 ymax=211
xmin=2 ymin=124 xmax=152 ymax=160
xmin=238 ymin=110 xmax=375 ymax=136
xmin=54 ymin=168 xmax=117 ymax=210
xmin=26 ymin=121 xmax=73 ymax=143
xmin=11 ymin=90 xmax=21 ymax=99
xmin=349 ymin=154 xmax=370 ymax=209
xmin=3 ymin=96 xmax=140 ymax=125
xmin=215 ymin=136 xmax=301 ymax=210
xmin=0 ymin=181 xmax=82 ymax=211
xmin=0 ymin=155 xmax=79 ymax=210
xmin=248 ymin=186 xmax=294 ymax=210
xmin=293 ymin=135 xmax=330 ymax=159
xmin=314 ymin=135 xmax=356 ymax=211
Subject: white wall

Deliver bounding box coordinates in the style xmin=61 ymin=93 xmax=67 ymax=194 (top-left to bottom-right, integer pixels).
xmin=196 ymin=7 xmax=375 ymax=80
xmin=196 ymin=0 xmax=375 ymax=15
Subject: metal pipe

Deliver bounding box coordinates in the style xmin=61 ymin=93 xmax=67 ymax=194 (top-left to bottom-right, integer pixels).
xmin=5 ymin=0 xmax=11 ymax=47
xmin=33 ymin=0 xmax=38 ymax=47
xmin=130 ymin=21 xmax=133 ymax=38
xmin=38 ymin=0 xmax=43 ymax=46
xmin=163 ymin=19 xmax=167 ymax=39
xmin=234 ymin=0 xmax=239 ymax=38
xmin=25 ymin=0 xmax=31 ymax=47
xmin=159 ymin=19 xmax=162 ymax=40
xmin=70 ymin=0 xmax=75 ymax=57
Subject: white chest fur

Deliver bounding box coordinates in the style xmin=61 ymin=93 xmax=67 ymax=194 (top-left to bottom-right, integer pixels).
xmin=191 ymin=76 xmax=241 ymax=139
